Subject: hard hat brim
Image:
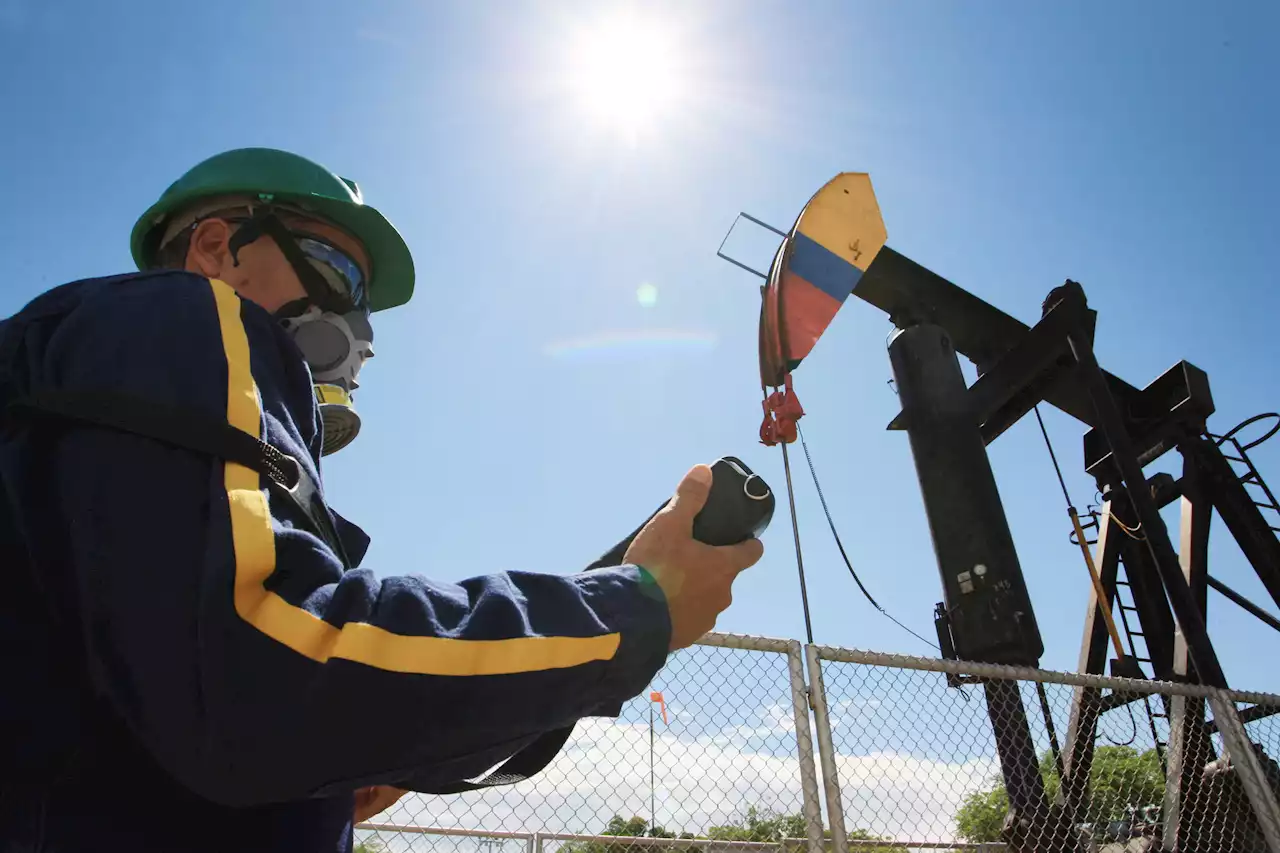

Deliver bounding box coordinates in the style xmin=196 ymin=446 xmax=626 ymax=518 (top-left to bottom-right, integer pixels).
xmin=130 ymin=181 xmax=415 ymax=314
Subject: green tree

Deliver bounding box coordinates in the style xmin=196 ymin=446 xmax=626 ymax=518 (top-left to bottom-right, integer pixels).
xmin=353 ymin=839 xmax=387 ymax=853
xmin=566 ymin=807 xmax=895 ymax=853
xmin=844 ymin=828 xmax=899 ymax=853
xmin=706 ymin=807 xmax=895 ymax=852
xmin=560 ymin=815 xmax=699 ymax=853
xmin=954 ymin=785 xmax=1009 ymax=844
xmin=955 ymin=745 xmax=1165 ymax=843
xmin=706 ymin=805 xmax=805 ymax=842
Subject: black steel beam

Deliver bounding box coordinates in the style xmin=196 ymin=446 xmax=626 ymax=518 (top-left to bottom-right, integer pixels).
xmin=1205 ymin=702 xmax=1280 ymax=733
xmin=885 ymin=278 xmax=1089 ymax=442
xmin=984 ymin=679 xmax=1074 ymax=851
xmin=885 ymin=320 xmax=1065 ymax=849
xmin=857 ymin=248 xmax=1141 ymax=430
xmin=986 ymin=680 xmax=1050 ymax=811
xmin=857 ymin=247 xmax=1038 ymax=369
xmin=1183 ymin=434 xmax=1280 ymax=610
xmin=1112 ymin=498 xmax=1178 ymax=680
xmin=1206 ymin=574 xmax=1280 ymax=633
xmin=887 ymin=323 xmax=1044 ymax=665
xmin=1150 ymin=472 xmax=1183 ymax=510
xmin=1163 ymin=457 xmax=1218 ymax=852
xmin=1060 ymin=282 xmax=1227 ymax=688
xmin=1083 ymin=361 xmax=1215 ymax=483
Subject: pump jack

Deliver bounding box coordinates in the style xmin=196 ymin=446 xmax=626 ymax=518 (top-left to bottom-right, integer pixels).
xmin=863 ymin=251 xmax=1280 ymax=852
xmin=719 ymin=194 xmax=1280 ymax=851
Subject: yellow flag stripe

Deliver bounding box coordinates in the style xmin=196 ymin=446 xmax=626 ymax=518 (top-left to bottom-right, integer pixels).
xmin=794 ymin=172 xmax=888 ymax=273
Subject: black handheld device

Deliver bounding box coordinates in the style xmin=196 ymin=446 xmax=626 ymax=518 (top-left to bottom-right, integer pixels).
xmin=585 ymin=456 xmax=775 ymax=571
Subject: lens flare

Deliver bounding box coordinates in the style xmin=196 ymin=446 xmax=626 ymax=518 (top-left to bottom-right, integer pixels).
xmin=636 ymin=282 xmax=658 ymax=307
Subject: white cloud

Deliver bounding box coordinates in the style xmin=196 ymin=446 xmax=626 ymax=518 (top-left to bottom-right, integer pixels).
xmin=831 ymin=751 xmax=1001 ymax=842
xmin=370 ymin=717 xmax=999 ymax=849
xmin=359 ymin=648 xmax=1006 ymax=852
xmin=383 ymin=719 xmax=803 ymax=836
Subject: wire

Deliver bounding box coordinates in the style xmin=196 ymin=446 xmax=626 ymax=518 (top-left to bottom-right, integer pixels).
xmin=1034 ymin=406 xmax=1074 ymax=508
xmin=1036 ymin=405 xmax=1141 ymax=751
xmin=1086 ymin=497 xmax=1145 ymax=542
xmin=1102 ymin=701 xmax=1139 ymax=747
xmin=779 ymin=441 xmax=816 ymax=646
xmin=1035 ymin=406 xmax=1130 ymax=660
xmin=1105 ymin=511 xmax=1145 ymax=540
xmin=759 ymin=263 xmax=933 ymax=652
xmin=795 ymin=423 xmax=940 ymax=653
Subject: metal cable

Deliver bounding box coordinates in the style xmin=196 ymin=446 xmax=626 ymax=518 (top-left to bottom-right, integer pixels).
xmin=795 ymin=424 xmax=940 ymax=653
xmin=1035 ymin=406 xmax=1151 ymax=750
xmin=1034 ymin=405 xmax=1074 ymax=508
xmin=779 ymin=441 xmax=816 ymax=646
xmin=1035 ymin=406 xmax=1131 ymax=659
xmin=1102 ymin=700 xmax=1139 ymax=747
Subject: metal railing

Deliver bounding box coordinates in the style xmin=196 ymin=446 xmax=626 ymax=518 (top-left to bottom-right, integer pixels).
xmin=355 ymin=823 xmax=1008 ymax=852
xmin=809 ymin=646 xmax=1280 ymax=853
xmin=358 ymin=634 xmax=1280 ymax=853
xmin=358 ymin=633 xmax=824 ymax=853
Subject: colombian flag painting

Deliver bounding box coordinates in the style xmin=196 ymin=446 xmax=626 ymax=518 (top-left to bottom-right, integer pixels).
xmin=760 ymin=173 xmax=887 ymax=388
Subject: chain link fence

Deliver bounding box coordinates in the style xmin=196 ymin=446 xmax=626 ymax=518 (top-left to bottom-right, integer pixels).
xmin=809 ymin=646 xmax=1280 ymax=853
xmin=357 ymin=634 xmax=822 ymax=853
xmin=356 ymin=636 xmax=1280 ymax=853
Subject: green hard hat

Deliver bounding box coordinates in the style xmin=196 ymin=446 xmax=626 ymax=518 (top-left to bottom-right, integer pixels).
xmin=130 ymin=147 xmax=414 ymax=313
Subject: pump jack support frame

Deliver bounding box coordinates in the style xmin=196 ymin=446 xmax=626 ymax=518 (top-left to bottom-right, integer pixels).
xmin=852 ymin=247 xmax=1280 ymax=852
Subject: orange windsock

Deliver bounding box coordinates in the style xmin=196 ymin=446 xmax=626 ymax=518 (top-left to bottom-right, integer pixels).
xmin=649 ymin=691 xmax=668 ymax=725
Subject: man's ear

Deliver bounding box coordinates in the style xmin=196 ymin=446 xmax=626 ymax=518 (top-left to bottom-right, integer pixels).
xmin=185 ymin=219 xmax=234 ymax=277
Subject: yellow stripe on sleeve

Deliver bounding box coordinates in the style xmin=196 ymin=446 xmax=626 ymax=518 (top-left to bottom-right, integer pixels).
xmin=208 ymin=279 xmax=622 ymax=675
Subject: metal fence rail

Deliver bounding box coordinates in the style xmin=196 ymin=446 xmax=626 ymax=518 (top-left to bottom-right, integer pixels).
xmin=357 ymin=636 xmax=1280 ymax=853
xmin=357 ymin=823 xmax=1008 ymax=853
xmin=358 ymin=633 xmax=823 ymax=853
xmin=810 ymin=646 xmax=1280 ymax=853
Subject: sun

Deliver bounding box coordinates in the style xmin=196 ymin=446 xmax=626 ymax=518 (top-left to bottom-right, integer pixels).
xmin=563 ymin=12 xmax=684 ymax=138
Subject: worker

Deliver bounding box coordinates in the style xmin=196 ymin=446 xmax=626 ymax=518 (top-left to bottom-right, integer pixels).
xmin=0 ymin=148 xmax=763 ymax=852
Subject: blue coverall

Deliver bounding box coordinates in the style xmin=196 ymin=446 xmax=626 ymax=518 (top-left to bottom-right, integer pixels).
xmin=0 ymin=271 xmax=672 ymax=852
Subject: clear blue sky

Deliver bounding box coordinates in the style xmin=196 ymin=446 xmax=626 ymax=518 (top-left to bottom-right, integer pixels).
xmin=3 ymin=0 xmax=1278 ymax=691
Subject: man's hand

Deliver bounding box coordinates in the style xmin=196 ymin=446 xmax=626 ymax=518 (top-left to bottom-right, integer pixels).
xmin=624 ymin=464 xmax=764 ymax=651
xmin=353 ymin=785 xmax=407 ymax=823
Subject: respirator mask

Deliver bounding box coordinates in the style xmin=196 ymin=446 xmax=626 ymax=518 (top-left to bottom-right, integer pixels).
xmin=223 ymin=207 xmax=376 ymax=456
xmin=280 ymin=305 xmax=373 ymax=456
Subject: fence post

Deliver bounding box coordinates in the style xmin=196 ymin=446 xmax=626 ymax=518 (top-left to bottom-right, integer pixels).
xmin=1207 ymin=690 xmax=1280 ymax=853
xmin=805 ymin=645 xmax=847 ymax=853
xmin=786 ymin=640 xmax=826 ymax=853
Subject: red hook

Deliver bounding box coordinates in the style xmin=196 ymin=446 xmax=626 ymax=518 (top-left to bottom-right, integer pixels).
xmin=759 ymin=374 xmax=805 ymax=446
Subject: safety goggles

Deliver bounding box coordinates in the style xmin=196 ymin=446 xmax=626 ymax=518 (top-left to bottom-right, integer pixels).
xmin=225 ymin=210 xmax=371 ymax=315
xmin=294 ymin=235 xmax=368 ymax=313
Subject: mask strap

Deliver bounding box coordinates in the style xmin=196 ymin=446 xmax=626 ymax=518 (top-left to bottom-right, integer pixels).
xmin=274 ymin=297 xmax=313 ymax=320
xmin=228 ymin=210 xmax=347 ymax=314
